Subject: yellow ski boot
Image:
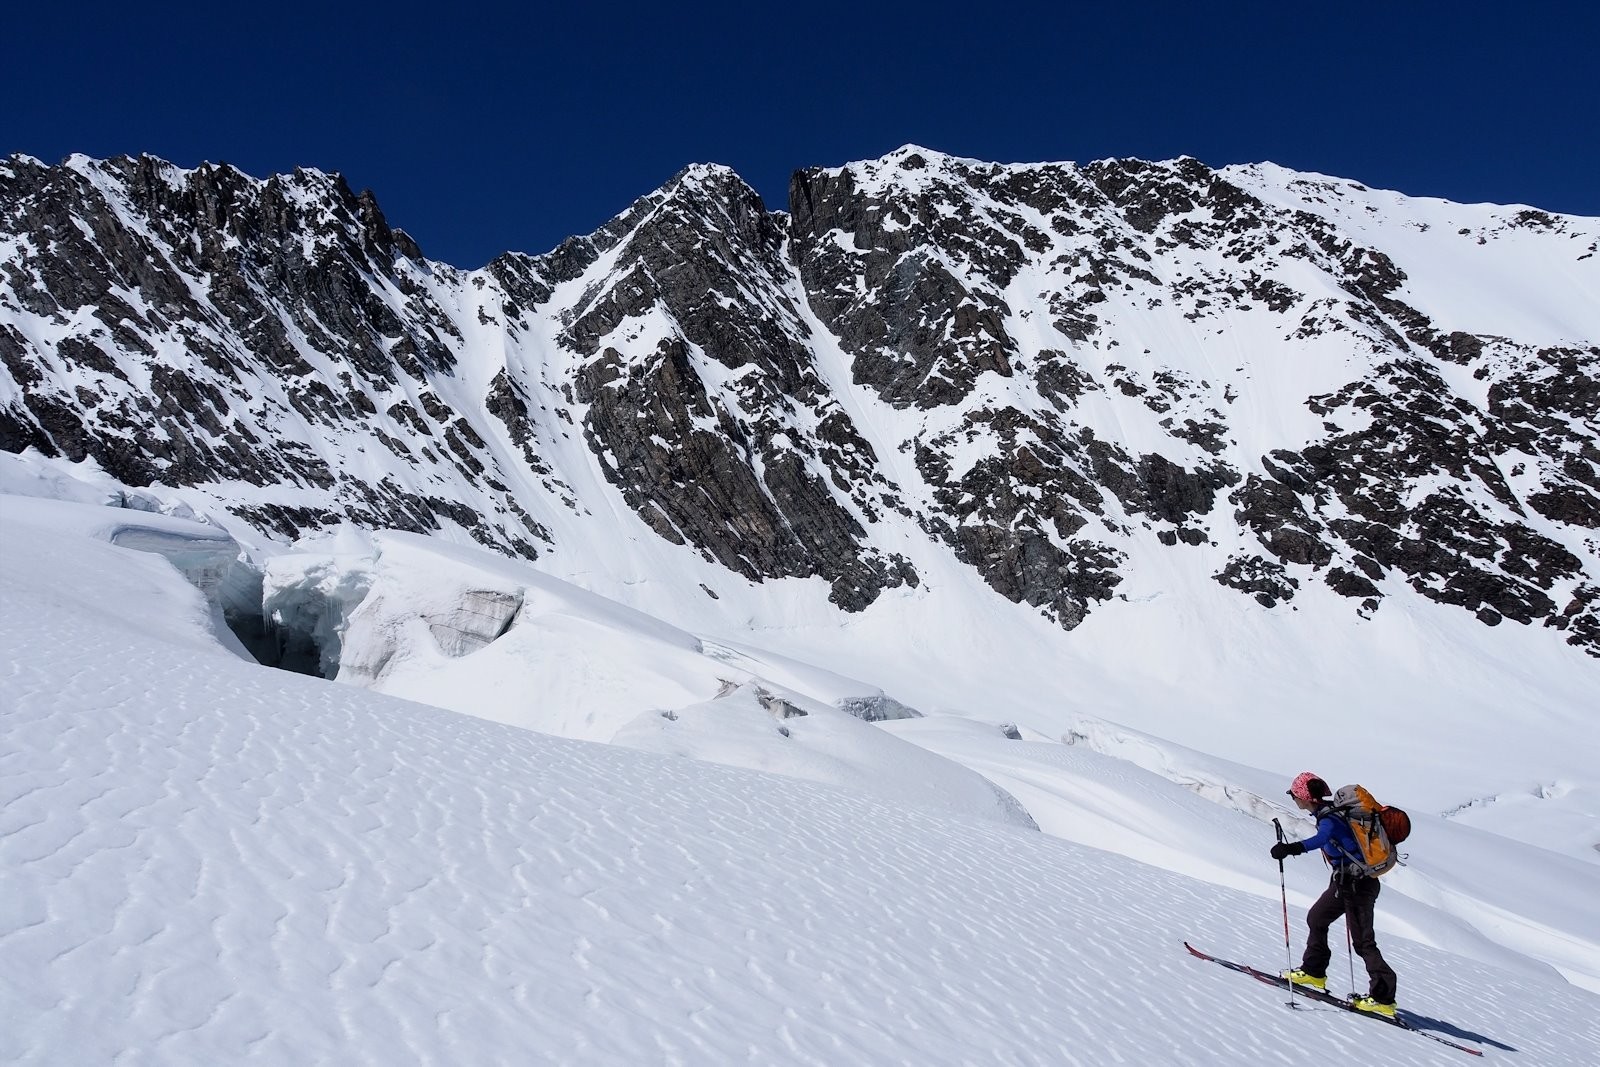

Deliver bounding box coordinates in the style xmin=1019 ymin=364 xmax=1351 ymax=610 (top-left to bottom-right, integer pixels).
xmin=1283 ymin=969 xmax=1327 ymax=992
xmin=1351 ymin=996 xmax=1398 ymax=1019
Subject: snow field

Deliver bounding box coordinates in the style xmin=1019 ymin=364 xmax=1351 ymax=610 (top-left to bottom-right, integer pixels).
xmin=5 ymin=497 xmax=1600 ymax=1064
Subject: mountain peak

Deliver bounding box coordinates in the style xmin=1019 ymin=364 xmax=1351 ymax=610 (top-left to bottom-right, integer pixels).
xmin=1 ymin=149 xmax=1597 ymax=659
xmin=669 ymin=161 xmax=744 ymax=185
xmin=658 ymin=162 xmax=764 ymax=209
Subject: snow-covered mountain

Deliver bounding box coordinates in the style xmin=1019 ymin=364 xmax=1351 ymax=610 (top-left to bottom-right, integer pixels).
xmin=2 ymin=148 xmax=1598 ymax=1061
xmin=2 ymin=148 xmax=1596 ymax=649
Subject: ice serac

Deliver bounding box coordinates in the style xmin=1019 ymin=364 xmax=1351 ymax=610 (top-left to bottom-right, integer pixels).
xmin=613 ymin=681 xmax=1038 ymax=830
xmin=255 ymin=529 xmax=1033 ymax=827
xmin=262 ymin=532 xmax=699 ymax=734
xmin=261 ymin=535 xmax=377 ymax=678
xmin=2 ymin=149 xmax=1597 ymax=652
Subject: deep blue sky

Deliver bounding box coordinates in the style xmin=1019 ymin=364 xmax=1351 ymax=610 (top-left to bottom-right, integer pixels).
xmin=6 ymin=2 xmax=1596 ymax=268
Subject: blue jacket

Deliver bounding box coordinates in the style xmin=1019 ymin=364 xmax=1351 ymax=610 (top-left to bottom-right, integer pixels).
xmin=1298 ymin=806 xmax=1360 ymax=868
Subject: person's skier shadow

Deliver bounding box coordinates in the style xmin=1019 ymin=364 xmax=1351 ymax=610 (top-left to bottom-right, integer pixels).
xmin=1399 ymin=1009 xmax=1516 ymax=1053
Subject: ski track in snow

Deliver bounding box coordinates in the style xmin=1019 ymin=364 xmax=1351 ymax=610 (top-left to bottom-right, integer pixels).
xmin=4 ymin=543 xmax=1599 ymax=1066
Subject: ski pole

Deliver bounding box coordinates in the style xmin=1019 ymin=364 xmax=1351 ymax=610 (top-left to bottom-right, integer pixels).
xmin=1346 ymin=913 xmax=1356 ymax=996
xmin=1273 ymin=818 xmax=1296 ymax=1009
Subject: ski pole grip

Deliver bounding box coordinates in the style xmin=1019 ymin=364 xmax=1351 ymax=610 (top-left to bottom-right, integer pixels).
xmin=1273 ymin=817 xmax=1285 ymax=844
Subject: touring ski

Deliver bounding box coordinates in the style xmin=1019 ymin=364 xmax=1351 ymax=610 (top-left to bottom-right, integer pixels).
xmin=1183 ymin=942 xmax=1484 ymax=1056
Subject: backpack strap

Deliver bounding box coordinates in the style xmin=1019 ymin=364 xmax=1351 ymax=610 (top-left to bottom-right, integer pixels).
xmin=1319 ymin=805 xmax=1373 ymax=875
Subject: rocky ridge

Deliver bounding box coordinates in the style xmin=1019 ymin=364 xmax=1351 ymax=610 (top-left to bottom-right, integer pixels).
xmin=2 ymin=148 xmax=1596 ymax=653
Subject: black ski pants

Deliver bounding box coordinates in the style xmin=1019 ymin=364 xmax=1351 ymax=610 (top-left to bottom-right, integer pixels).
xmin=1301 ymin=870 xmax=1397 ymax=1003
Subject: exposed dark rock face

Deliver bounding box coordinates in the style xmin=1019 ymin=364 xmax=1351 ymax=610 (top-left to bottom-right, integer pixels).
xmin=2 ymin=149 xmax=1596 ymax=654
xmin=1252 ymin=349 xmax=1596 ymax=641
xmin=0 ymin=153 xmax=537 ymax=556
xmin=1215 ymin=554 xmax=1300 ymax=608
xmin=550 ymin=164 xmax=916 ymax=608
xmin=1231 ymin=475 xmax=1332 ymax=568
xmin=788 ymin=163 xmax=1022 ymax=409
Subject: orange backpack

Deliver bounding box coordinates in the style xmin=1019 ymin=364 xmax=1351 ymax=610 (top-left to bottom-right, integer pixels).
xmin=1330 ymin=784 xmax=1411 ymax=877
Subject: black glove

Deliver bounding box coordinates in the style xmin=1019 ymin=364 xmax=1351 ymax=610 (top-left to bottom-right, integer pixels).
xmin=1270 ymin=841 xmax=1305 ymax=861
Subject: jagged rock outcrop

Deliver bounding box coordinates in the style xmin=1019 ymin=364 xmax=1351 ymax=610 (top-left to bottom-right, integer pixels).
xmin=554 ymin=165 xmax=915 ymax=608
xmin=2 ymin=148 xmax=1596 ymax=654
xmin=0 ymin=153 xmax=546 ymax=557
